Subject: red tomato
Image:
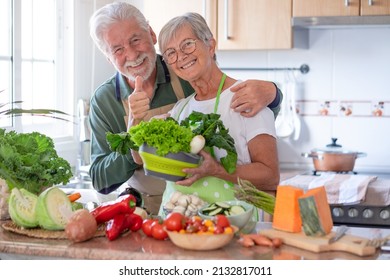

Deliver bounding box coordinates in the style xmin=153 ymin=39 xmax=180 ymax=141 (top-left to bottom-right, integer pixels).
xmin=213 ymin=225 xmax=225 ymax=234
xmin=164 ymin=212 xmax=186 ymax=232
xmin=151 ymin=221 xmax=168 ymax=240
xmin=215 ymin=214 xmax=230 ymax=228
xmin=142 ymin=218 xmax=157 ymax=237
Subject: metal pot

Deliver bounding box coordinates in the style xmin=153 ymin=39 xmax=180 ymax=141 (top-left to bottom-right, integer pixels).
xmin=302 ymin=138 xmax=367 ymax=172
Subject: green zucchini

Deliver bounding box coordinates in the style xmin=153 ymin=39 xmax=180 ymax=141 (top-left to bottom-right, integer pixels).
xmin=215 ymin=201 xmax=231 ymax=209
xmin=230 ymin=205 xmax=246 ymax=215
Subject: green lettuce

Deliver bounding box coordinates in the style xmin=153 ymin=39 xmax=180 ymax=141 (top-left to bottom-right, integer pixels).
xmin=0 ymin=128 xmax=73 ymax=194
xmin=106 ymin=112 xmax=237 ymax=174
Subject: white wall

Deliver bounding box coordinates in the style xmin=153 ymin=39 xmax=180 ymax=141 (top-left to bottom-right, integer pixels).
xmin=79 ymin=1 xmax=390 ymax=174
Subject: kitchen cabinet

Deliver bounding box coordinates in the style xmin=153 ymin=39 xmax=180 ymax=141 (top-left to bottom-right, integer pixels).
xmin=361 ymin=0 xmax=390 ymax=15
xmin=142 ymin=0 xmax=217 ymax=53
xmin=142 ymin=0 xmax=293 ymax=50
xmin=216 ymin=0 xmax=292 ymax=50
xmin=293 ymin=0 xmax=390 ymax=17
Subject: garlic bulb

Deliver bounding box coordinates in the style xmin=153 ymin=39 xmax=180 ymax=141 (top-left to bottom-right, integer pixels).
xmin=164 ymin=191 xmax=206 ymax=217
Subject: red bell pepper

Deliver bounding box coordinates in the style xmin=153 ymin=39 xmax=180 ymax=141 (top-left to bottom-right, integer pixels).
xmin=91 ymin=194 xmax=136 ymax=224
xmin=105 ymin=213 xmax=143 ymax=241
xmin=106 ymin=213 xmax=128 ymax=241
xmin=127 ymin=213 xmax=143 ymax=232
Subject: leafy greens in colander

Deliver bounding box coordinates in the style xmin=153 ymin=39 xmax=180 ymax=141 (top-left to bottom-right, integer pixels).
xmin=106 ymin=111 xmax=237 ymax=173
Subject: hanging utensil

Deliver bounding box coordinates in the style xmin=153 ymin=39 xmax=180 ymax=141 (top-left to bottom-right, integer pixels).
xmin=275 ymin=71 xmax=295 ymax=138
xmin=288 ymin=72 xmax=301 ymax=141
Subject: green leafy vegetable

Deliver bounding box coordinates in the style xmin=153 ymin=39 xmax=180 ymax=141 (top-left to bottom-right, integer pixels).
xmin=106 ymin=111 xmax=237 ymax=173
xmin=180 ymin=111 xmax=237 ymax=174
xmin=107 ymin=118 xmax=194 ymax=157
xmin=0 ymin=128 xmax=73 ymax=194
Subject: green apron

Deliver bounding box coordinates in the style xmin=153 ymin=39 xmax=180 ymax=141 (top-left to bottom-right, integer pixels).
xmin=158 ymin=74 xmax=259 ymax=224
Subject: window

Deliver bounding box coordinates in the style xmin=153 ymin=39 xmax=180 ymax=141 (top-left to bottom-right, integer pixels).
xmin=0 ymin=0 xmax=74 ymax=139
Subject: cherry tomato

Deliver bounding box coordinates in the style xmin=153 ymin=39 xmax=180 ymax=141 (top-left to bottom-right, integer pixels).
xmin=213 ymin=225 xmax=225 ymax=234
xmin=142 ymin=218 xmax=157 ymax=237
xmin=151 ymin=221 xmax=168 ymax=240
xmin=164 ymin=212 xmax=186 ymax=232
xmin=215 ymin=214 xmax=230 ymax=228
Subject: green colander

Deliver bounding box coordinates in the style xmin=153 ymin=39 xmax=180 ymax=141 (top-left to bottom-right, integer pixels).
xmin=139 ymin=144 xmax=201 ymax=182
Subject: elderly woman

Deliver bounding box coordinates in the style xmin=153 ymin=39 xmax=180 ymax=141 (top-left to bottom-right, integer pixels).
xmin=155 ymin=13 xmax=280 ymax=217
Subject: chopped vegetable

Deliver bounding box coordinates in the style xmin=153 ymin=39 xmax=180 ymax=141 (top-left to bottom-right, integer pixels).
xmin=36 ymin=186 xmax=73 ymax=230
xmin=8 ymin=188 xmax=38 ymax=228
xmin=90 ymin=194 xmax=136 ymax=224
xmin=234 ymin=178 xmax=276 ymax=215
xmin=200 ymin=202 xmax=246 ymax=217
xmin=0 ymin=128 xmax=73 ymax=194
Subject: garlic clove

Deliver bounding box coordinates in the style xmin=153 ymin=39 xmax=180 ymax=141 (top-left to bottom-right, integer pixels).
xmin=169 ymin=191 xmax=183 ymax=204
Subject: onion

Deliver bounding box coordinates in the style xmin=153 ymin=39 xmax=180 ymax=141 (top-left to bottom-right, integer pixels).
xmin=190 ymin=135 xmax=206 ymax=154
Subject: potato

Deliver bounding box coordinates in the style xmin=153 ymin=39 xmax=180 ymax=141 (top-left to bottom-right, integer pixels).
xmin=65 ymin=209 xmax=98 ymax=242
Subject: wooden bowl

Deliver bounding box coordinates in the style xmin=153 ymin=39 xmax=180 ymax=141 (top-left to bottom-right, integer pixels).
xmin=165 ymin=226 xmax=238 ymax=251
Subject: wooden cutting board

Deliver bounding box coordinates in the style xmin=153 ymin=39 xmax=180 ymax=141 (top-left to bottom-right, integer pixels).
xmin=259 ymin=228 xmax=377 ymax=257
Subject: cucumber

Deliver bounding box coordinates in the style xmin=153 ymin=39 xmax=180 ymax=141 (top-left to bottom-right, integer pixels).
xmin=215 ymin=201 xmax=231 ymax=209
xmin=208 ymin=207 xmax=224 ymax=216
xmin=201 ymin=204 xmax=218 ymax=212
xmin=201 ymin=201 xmax=248 ymax=217
xmin=8 ymin=188 xmax=39 ymax=228
xmin=230 ymin=205 xmax=246 ymax=215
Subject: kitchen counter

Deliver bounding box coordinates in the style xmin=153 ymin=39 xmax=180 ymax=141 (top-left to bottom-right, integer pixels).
xmin=1 ymin=221 xmax=389 ymax=260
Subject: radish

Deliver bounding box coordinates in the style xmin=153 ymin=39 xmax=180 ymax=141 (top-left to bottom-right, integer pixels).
xmin=190 ymin=135 xmax=205 ymax=154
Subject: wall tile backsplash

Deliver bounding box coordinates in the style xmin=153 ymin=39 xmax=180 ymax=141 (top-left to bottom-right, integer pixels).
xmin=217 ymin=27 xmax=390 ymax=173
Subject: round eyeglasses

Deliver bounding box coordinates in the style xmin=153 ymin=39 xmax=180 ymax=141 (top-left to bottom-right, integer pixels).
xmin=162 ymin=39 xmax=197 ymax=65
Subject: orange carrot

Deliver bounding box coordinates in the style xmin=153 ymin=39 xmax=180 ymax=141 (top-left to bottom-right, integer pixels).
xmin=246 ymin=234 xmax=274 ymax=247
xmin=68 ymin=192 xmax=81 ymax=202
xmin=271 ymin=237 xmax=283 ymax=248
xmin=237 ymin=234 xmax=255 ymax=247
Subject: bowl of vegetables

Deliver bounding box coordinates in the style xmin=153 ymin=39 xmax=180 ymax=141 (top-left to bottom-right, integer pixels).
xmin=164 ymin=213 xmax=238 ymax=250
xmin=198 ymin=200 xmax=254 ymax=231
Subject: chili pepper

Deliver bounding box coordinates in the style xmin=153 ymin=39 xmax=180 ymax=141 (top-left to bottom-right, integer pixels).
xmin=91 ymin=194 xmax=136 ymax=224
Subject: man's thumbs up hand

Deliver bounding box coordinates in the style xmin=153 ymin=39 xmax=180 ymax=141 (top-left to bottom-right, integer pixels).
xmin=128 ymin=76 xmax=150 ymax=126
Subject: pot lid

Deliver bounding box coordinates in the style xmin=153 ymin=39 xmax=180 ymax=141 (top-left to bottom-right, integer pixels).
xmin=312 ymin=138 xmax=359 ymax=154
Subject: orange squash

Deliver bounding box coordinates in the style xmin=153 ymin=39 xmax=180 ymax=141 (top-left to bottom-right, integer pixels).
xmin=272 ymin=185 xmax=304 ymax=233
xmin=298 ymin=186 xmax=333 ymax=236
